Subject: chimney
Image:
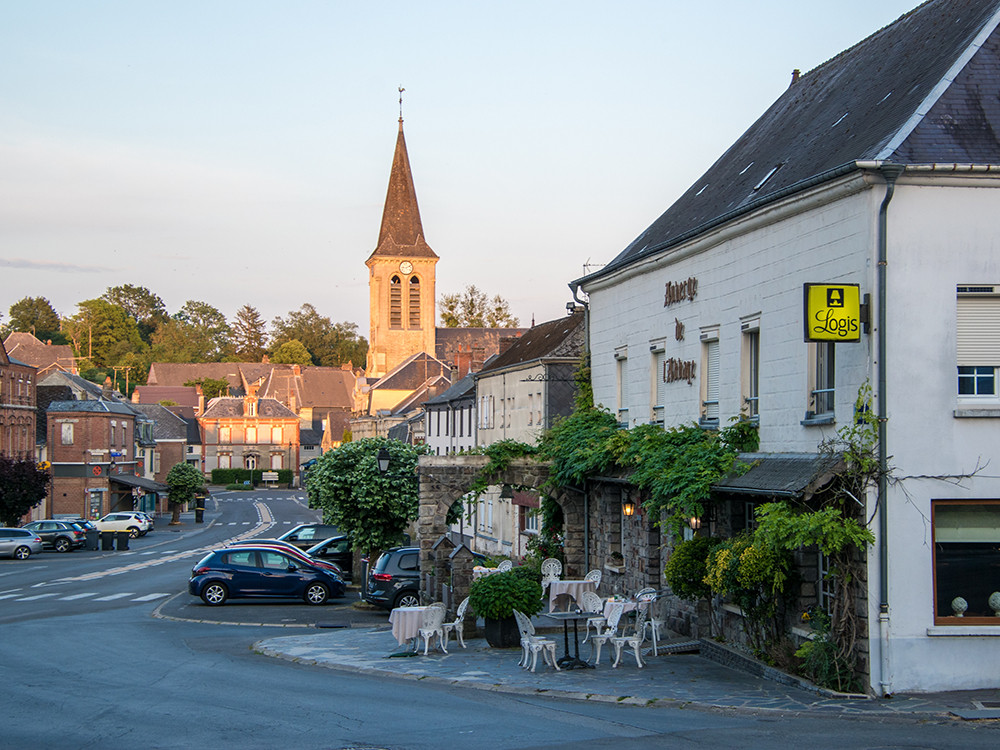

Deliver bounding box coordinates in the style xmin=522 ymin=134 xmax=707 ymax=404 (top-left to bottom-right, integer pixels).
xmin=790 ymin=68 xmax=801 ymax=86
xmin=195 ymin=384 xmax=205 ymax=415
xmin=101 ymin=376 xmax=113 ymax=399
xmin=262 ymin=354 xmax=270 ymax=364
xmin=292 ymin=364 xmax=301 ymax=376
xmin=450 ymin=365 xmax=459 ymax=382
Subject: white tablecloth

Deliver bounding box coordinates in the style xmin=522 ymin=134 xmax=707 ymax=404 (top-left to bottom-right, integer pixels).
xmin=602 ymin=599 xmax=637 ymax=621
xmin=388 ymin=606 xmax=427 ymax=645
xmin=547 ymin=579 xmax=597 ymax=611
xmin=472 ymin=566 xmax=503 ymax=581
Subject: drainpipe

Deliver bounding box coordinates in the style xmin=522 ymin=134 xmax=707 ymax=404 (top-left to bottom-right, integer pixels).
xmin=875 ymin=162 xmax=904 ymax=697
xmin=569 ymin=283 xmax=591 ymax=568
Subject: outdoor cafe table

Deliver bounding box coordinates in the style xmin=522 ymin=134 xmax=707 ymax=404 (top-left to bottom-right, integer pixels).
xmin=388 ymin=605 xmax=427 ymax=647
xmin=547 ymin=579 xmax=597 ymax=611
xmin=545 ymin=610 xmax=598 ymax=669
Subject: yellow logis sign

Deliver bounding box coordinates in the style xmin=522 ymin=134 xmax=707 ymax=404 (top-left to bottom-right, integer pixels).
xmin=803 ymin=283 xmax=861 ymax=341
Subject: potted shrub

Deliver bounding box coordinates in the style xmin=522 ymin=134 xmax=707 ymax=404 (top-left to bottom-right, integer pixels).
xmin=468 ymin=570 xmax=543 ymax=647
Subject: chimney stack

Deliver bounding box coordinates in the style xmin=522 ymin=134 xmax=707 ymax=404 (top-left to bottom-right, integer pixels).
xmin=790 ymin=68 xmax=801 ymax=85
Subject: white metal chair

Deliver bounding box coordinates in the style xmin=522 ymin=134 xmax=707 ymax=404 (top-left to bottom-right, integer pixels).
xmin=512 ymin=609 xmax=560 ymax=672
xmin=496 ymin=559 xmax=513 ymax=572
xmin=579 ymin=590 xmax=606 ymax=643
xmin=441 ymin=597 xmax=470 ymax=650
xmin=588 ymin=601 xmax=624 ymax=665
xmin=641 ymin=594 xmax=665 ymax=656
xmin=584 ymin=568 xmax=603 ymax=589
xmin=416 ymin=602 xmax=447 ymax=655
xmin=540 ymin=558 xmax=562 ymax=586
xmin=612 ymin=602 xmax=649 ymax=668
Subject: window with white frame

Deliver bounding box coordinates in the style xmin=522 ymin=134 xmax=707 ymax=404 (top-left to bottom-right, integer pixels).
xmin=741 ymin=316 xmax=760 ymax=420
xmin=807 ymin=341 xmax=835 ymax=419
xmin=272 ymin=426 xmax=283 ymax=444
xmin=651 ymin=342 xmax=666 ymax=425
xmin=932 ymin=500 xmax=1000 ymax=623
xmin=616 ymin=348 xmax=629 ymax=425
xmin=218 ymin=454 xmax=231 ymax=469
xmin=270 ymin=454 xmax=282 ymax=470
xmin=61 ymin=422 xmax=74 ymax=445
xmin=700 ymin=327 xmax=720 ymax=426
xmin=957 ymin=285 xmax=1000 ymax=400
xmin=536 ymin=391 xmax=542 ymax=427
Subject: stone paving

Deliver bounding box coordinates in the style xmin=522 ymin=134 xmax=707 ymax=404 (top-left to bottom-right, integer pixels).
xmin=255 ymin=624 xmax=1000 ymax=720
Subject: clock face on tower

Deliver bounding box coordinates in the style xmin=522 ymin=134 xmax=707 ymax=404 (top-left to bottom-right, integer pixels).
xmin=399 ymin=261 xmax=413 ymax=274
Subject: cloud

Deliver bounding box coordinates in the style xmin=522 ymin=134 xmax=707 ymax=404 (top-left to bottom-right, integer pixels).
xmin=0 ymin=258 xmax=111 ymax=273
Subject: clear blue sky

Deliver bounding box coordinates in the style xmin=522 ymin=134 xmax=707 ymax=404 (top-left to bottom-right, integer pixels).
xmin=1 ymin=1 xmax=919 ymax=334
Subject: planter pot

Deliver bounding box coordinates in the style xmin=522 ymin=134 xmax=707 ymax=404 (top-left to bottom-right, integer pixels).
xmin=483 ymin=615 xmax=520 ymax=648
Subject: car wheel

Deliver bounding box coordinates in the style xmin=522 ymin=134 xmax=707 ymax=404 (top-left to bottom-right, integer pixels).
xmin=13 ymin=546 xmax=31 ymax=560
xmin=54 ymin=537 xmax=71 ymax=553
xmin=304 ymin=583 xmax=329 ymax=605
xmin=393 ymin=591 xmax=420 ymax=609
xmin=201 ymin=582 xmax=228 ymax=606
xmin=127 ymin=526 xmax=140 ymax=539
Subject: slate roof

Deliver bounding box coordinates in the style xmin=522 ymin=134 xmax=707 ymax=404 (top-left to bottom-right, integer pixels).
xmin=368 ymin=352 xmax=450 ymax=393
xmin=424 ymin=372 xmax=476 ymax=407
xmin=434 ymin=327 xmax=527 ymax=377
xmin=3 ymin=332 xmax=76 ymax=373
xmin=713 ymin=453 xmax=845 ymax=499
xmin=47 ymin=399 xmax=136 ymax=416
xmin=132 ymin=385 xmax=200 ymax=410
xmin=477 ymin=312 xmax=584 ymax=374
xmin=128 ymin=403 xmax=190 ymax=440
xmin=200 ymin=397 xmax=298 ymax=419
xmin=586 ymin=0 xmax=1000 ymax=282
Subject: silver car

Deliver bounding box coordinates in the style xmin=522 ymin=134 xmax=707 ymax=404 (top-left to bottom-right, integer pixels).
xmin=0 ymin=527 xmax=44 ymax=560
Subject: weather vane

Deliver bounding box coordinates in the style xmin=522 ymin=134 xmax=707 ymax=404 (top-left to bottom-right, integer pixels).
xmin=398 ymin=86 xmax=405 ymax=120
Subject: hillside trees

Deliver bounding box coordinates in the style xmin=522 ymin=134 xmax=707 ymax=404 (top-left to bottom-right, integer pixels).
xmin=439 ymin=285 xmax=519 ymax=328
xmin=7 ymin=296 xmax=65 ymax=343
xmin=100 ymin=284 xmax=168 ymax=344
xmin=231 ymin=304 xmax=268 ymax=361
xmin=271 ymin=304 xmax=367 ymax=367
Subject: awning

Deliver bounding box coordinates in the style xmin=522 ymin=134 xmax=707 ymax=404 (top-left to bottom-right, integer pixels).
xmin=711 ymin=453 xmax=845 ymax=500
xmin=110 ymin=474 xmax=169 ymax=494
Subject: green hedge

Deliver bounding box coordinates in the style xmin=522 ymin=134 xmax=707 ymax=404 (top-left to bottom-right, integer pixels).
xmin=210 ymin=468 xmax=293 ymax=486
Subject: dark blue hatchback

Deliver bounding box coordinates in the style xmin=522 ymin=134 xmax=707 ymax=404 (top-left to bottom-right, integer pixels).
xmin=189 ymin=546 xmax=346 ymax=606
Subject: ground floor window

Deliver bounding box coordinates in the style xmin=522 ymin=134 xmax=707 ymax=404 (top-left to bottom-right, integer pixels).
xmin=933 ymin=500 xmax=1000 ymax=623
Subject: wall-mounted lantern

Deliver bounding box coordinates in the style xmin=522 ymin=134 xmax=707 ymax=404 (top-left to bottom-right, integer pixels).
xmin=499 ymin=484 xmax=514 ymax=499
xmin=622 ymin=498 xmax=636 ymax=517
xmin=376 ymin=447 xmax=391 ymax=474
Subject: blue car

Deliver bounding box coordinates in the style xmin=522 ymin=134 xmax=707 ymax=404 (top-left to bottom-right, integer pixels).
xmin=188 ymin=546 xmax=346 ymax=606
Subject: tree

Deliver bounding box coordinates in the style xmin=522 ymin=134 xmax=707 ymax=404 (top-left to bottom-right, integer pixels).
xmin=8 ymin=296 xmax=65 ymax=343
xmin=0 ymin=457 xmax=50 ymax=527
xmin=231 ymin=304 xmax=268 ymax=361
xmin=271 ymin=339 xmax=313 ymax=366
xmin=63 ymin=299 xmax=146 ymax=369
xmin=439 ymin=285 xmax=519 ymax=328
xmin=271 ymin=304 xmax=367 ymax=367
xmin=183 ymin=377 xmax=230 ymax=400
xmin=151 ymin=301 xmax=232 ymax=363
xmin=165 ymin=462 xmax=204 ymax=525
xmin=100 ymin=284 xmax=167 ymax=344
xmin=305 ymin=438 xmax=426 ymax=577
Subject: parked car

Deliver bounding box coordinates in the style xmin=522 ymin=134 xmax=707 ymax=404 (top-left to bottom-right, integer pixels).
xmin=21 ymin=520 xmax=85 ymax=552
xmin=94 ymin=512 xmax=152 ymax=538
xmin=304 ymin=535 xmax=353 ymax=579
xmin=227 ymin=539 xmax=346 ymax=577
xmin=132 ymin=511 xmax=155 ymax=531
xmin=0 ymin=528 xmax=44 ymax=560
xmin=275 ymin=523 xmax=341 ymax=551
xmin=188 ymin=546 xmax=346 ymax=606
xmin=364 ymin=546 xmax=486 ymax=609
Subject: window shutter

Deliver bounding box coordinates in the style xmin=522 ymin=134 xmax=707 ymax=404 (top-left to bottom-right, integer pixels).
xmin=957 ymin=296 xmax=1000 ymax=365
xmin=705 ymin=340 xmax=720 ymax=420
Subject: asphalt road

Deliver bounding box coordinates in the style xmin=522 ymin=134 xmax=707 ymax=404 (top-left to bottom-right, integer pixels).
xmin=2 ymin=491 xmax=997 ymax=749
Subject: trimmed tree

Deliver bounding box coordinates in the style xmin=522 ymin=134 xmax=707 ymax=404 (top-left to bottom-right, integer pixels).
xmin=165 ymin=462 xmax=204 ymax=525
xmin=0 ymin=457 xmax=50 ymax=527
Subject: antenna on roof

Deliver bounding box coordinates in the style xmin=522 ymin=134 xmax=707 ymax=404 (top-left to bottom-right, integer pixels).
xmin=398 ymin=86 xmax=405 ymax=122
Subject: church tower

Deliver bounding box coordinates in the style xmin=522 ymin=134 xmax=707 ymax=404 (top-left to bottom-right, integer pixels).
xmin=365 ymin=117 xmax=439 ymax=378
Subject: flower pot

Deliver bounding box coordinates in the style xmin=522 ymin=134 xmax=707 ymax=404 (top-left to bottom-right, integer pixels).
xmin=483 ymin=615 xmax=520 ymax=648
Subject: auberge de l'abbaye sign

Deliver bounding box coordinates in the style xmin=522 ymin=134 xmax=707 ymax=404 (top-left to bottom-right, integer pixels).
xmin=803 ymin=283 xmax=861 ymax=342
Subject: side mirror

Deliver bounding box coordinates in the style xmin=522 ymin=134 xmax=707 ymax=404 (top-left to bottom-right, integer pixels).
xmin=286 ymin=564 xmax=298 ymax=572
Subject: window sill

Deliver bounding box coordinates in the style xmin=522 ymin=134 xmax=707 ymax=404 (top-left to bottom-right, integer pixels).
xmin=927 ymin=624 xmax=1000 ymax=636
xmin=604 ymin=563 xmax=624 ymax=574
xmin=698 ymin=418 xmax=720 ymax=431
xmin=801 ymin=413 xmax=835 ymax=426
xmin=953 ymin=407 xmax=1000 ymax=418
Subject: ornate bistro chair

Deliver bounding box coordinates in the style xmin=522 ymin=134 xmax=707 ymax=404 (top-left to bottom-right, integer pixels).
xmin=588 ymin=601 xmax=625 ymax=666
xmin=579 ymin=590 xmax=606 ymax=643
xmin=584 ymin=568 xmax=603 ymax=590
xmin=512 ymin=609 xmax=560 ymax=672
xmin=417 ymin=602 xmax=447 ymax=655
xmin=441 ymin=597 xmax=470 ymax=650
xmin=540 ymin=558 xmax=562 ymax=587
xmin=612 ymin=602 xmax=650 ymax=668
xmin=496 ymin=559 xmax=513 ymax=572
xmin=640 ymin=593 xmax=665 ymax=656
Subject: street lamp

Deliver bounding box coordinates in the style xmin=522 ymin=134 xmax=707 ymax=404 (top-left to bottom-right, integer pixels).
xmin=377 ymin=447 xmax=391 ymax=474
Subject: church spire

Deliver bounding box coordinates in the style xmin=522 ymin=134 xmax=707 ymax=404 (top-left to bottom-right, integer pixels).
xmin=369 ymin=112 xmax=437 ymax=260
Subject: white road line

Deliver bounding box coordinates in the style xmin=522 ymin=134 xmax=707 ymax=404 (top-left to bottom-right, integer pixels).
xmin=241 ymin=522 xmax=250 ymax=525
xmin=0 ymin=593 xmax=23 ymax=600
xmin=94 ymin=592 xmax=134 ymax=601
xmin=132 ymin=593 xmax=170 ymax=602
xmin=228 ymin=522 xmax=237 ymax=526
xmin=140 ymin=551 xmax=158 ymax=556
xmin=0 ymin=587 xmax=23 ymax=595
xmin=60 ymin=592 xmax=99 ymax=601
xmin=17 ymin=593 xmax=58 ymax=601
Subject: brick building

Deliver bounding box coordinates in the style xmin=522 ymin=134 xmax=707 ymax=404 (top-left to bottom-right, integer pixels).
xmin=0 ymin=338 xmax=37 ymax=461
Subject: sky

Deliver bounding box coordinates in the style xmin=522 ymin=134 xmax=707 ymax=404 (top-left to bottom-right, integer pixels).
xmin=1 ymin=1 xmax=921 ymax=337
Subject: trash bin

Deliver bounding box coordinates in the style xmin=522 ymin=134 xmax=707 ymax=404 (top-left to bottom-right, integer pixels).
xmin=194 ymin=507 xmax=204 ymax=523
xmin=115 ymin=530 xmax=130 ymax=551
xmin=85 ymin=529 xmax=99 ymax=550
xmin=100 ymin=531 xmax=115 ymax=551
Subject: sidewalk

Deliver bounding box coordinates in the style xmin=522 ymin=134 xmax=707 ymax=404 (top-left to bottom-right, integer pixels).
xmin=255 ymin=620 xmax=1000 ymax=720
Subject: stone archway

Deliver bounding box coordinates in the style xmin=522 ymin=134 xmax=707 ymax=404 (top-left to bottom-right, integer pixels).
xmin=416 ymin=455 xmax=585 ymax=604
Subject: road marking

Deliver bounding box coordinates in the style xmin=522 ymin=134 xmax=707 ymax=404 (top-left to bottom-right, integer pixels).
xmin=94 ymin=592 xmax=134 ymax=601
xmin=17 ymin=592 xmax=58 ymax=601
xmin=132 ymin=593 xmax=171 ymax=602
xmin=228 ymin=522 xmax=237 ymax=526
xmin=60 ymin=592 xmax=99 ymax=600
xmin=0 ymin=593 xmax=23 ymax=600
xmin=241 ymin=522 xmax=251 ymax=525
xmin=0 ymin=587 xmax=23 ymax=595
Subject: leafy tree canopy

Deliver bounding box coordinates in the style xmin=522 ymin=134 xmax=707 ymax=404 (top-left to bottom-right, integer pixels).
xmin=165 ymin=462 xmax=205 ymax=523
xmin=305 ymin=438 xmax=428 ymax=557
xmin=183 ymin=377 xmax=230 ymax=400
xmin=100 ymin=284 xmax=167 ymax=344
xmin=64 ymin=299 xmax=146 ymax=369
xmin=8 ymin=296 xmax=65 ymax=343
xmin=439 ymin=285 xmax=519 ymax=328
xmin=271 ymin=303 xmax=367 ymax=367
xmin=0 ymin=457 xmax=50 ymax=527
xmin=151 ymin=300 xmax=232 ymax=363
xmin=271 ymin=339 xmax=313 ymax=366
xmin=231 ymin=304 xmax=268 ymax=361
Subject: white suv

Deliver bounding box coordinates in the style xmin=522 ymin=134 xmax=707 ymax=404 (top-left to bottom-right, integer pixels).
xmin=95 ymin=512 xmax=152 ymax=538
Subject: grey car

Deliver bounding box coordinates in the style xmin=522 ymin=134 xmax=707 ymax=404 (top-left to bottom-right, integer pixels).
xmin=0 ymin=528 xmax=44 ymax=560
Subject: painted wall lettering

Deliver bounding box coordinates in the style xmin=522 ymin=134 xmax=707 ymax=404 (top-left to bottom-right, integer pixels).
xmin=664 ymin=277 xmax=699 ymax=307
xmin=665 ymin=358 xmax=696 ymax=384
